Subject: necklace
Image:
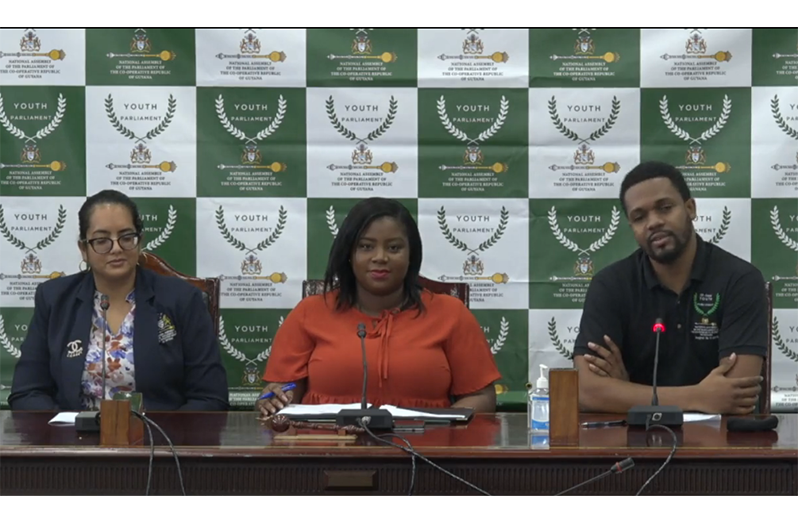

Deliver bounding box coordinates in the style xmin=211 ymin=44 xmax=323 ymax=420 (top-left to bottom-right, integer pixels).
xmin=356 ymin=295 xmax=407 ymax=316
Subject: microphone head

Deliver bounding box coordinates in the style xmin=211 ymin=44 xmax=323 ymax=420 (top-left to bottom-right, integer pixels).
xmin=727 ymin=415 xmax=778 ymax=433
xmin=100 ymin=294 xmax=110 ymax=311
xmin=356 ymin=322 xmax=366 ymax=337
xmin=652 ymin=318 xmax=665 ymax=333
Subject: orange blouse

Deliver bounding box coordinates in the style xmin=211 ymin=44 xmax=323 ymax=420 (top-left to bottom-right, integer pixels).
xmin=262 ymin=289 xmax=502 ymax=409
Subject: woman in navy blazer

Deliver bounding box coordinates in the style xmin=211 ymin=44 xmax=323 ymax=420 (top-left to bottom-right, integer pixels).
xmin=9 ymin=190 xmax=229 ymax=411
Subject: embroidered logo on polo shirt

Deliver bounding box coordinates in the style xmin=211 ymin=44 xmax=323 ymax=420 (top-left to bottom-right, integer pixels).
xmin=157 ymin=313 xmax=177 ymax=344
xmin=691 ymin=292 xmax=721 ymax=341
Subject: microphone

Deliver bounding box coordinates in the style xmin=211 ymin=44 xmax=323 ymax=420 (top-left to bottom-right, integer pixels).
xmin=358 ymin=323 xmax=367 ymax=410
xmin=651 ymin=319 xmax=664 ymax=407
xmin=99 ymin=294 xmax=110 ymax=407
xmin=78 ymin=295 xmax=111 ymax=430
xmin=627 ymin=318 xmax=684 ymax=427
xmin=727 ymin=415 xmax=779 ymax=432
xmin=336 ymin=322 xmax=394 ymax=430
xmin=555 ymin=458 xmax=635 ymax=495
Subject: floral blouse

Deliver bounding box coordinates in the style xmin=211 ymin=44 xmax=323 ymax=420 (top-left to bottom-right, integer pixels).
xmin=80 ymin=290 xmax=137 ymax=410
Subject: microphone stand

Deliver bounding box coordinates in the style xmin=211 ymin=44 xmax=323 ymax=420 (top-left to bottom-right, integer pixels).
xmin=627 ymin=318 xmax=683 ymax=427
xmin=336 ymin=323 xmax=394 ymax=430
xmin=359 ymin=324 xmax=368 ymax=411
xmin=100 ymin=295 xmax=110 ymax=408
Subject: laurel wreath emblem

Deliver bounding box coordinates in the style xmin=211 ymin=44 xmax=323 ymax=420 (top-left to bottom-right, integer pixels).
xmin=326 ymin=206 xmax=339 ymax=237
xmin=143 ymin=205 xmax=177 ymax=252
xmin=105 ymin=94 xmax=176 ymax=142
xmin=0 ymin=93 xmax=66 ymax=142
xmin=215 ymin=206 xmax=287 ymax=253
xmin=216 ymin=94 xmax=286 ymax=143
xmin=773 ymin=317 xmax=798 ymax=363
xmin=548 ymin=96 xmax=621 ymax=142
xmin=0 ymin=204 xmax=66 ymax=253
xmin=326 ymin=95 xmax=397 ymax=143
xmin=771 ymin=95 xmax=798 ymax=141
xmin=708 ymin=206 xmax=731 ymax=245
xmin=548 ymin=206 xmax=620 ymax=255
xmin=0 ymin=316 xmax=21 ymax=359
xmin=218 ymin=315 xmax=284 ymax=365
xmin=547 ymin=317 xmax=573 ymax=361
xmin=490 ymin=317 xmax=509 ymax=355
xmin=437 ymin=95 xmax=509 ymax=143
xmin=659 ymin=94 xmax=732 ymax=143
xmin=437 ymin=206 xmax=509 ymax=254
xmin=771 ymin=205 xmax=798 ymax=252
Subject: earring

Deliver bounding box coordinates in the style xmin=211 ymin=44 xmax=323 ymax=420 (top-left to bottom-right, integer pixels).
xmin=79 ymin=260 xmax=89 ymax=272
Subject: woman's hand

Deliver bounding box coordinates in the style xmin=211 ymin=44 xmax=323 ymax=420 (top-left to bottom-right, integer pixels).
xmin=256 ymin=382 xmax=294 ymax=416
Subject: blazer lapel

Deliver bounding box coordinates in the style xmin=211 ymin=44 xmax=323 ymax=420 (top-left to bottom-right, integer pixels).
xmin=132 ymin=267 xmax=158 ymax=396
xmin=61 ymin=272 xmax=94 ymax=410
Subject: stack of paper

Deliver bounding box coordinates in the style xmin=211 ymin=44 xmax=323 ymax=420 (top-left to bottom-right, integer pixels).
xmin=48 ymin=412 xmax=79 ymax=425
xmin=683 ymin=414 xmax=721 ymax=423
xmin=277 ymin=403 xmax=468 ymax=421
xmin=277 ymin=403 xmax=368 ymax=417
xmin=381 ymin=405 xmax=469 ymax=420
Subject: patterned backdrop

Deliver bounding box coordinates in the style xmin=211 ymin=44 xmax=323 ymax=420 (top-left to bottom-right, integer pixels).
xmin=0 ymin=28 xmax=796 ymax=411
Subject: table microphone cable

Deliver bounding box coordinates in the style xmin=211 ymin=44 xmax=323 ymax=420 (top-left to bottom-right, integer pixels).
xmin=96 ymin=410 xmax=156 ymax=495
xmin=555 ymin=457 xmax=635 ymax=496
xmin=138 ymin=415 xmax=155 ymax=495
xmin=371 ymin=429 xmax=417 ymax=495
xmin=132 ymin=412 xmax=187 ymax=496
xmin=359 ymin=418 xmax=491 ymax=496
xmin=556 ymin=421 xmax=677 ymax=496
xmin=636 ymin=421 xmax=678 ymax=496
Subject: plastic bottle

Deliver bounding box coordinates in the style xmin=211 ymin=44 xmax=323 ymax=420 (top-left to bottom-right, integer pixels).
xmin=530 ymin=364 xmax=549 ymax=433
xmin=526 ymin=381 xmax=534 ymax=432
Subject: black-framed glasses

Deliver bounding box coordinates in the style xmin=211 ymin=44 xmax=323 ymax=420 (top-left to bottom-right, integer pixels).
xmin=84 ymin=232 xmax=141 ymax=254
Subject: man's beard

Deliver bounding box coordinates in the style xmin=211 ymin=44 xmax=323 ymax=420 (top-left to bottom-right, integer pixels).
xmin=646 ymin=221 xmax=693 ymax=265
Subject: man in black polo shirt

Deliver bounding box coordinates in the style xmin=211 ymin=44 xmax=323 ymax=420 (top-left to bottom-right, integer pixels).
xmin=573 ymin=161 xmax=767 ymax=414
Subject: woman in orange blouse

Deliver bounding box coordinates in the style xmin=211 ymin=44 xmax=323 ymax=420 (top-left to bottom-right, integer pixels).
xmin=258 ymin=197 xmax=501 ymax=415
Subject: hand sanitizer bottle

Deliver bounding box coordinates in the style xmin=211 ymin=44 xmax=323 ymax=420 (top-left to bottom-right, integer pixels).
xmin=526 ymin=381 xmax=534 ymax=432
xmin=530 ymin=364 xmax=549 ymax=434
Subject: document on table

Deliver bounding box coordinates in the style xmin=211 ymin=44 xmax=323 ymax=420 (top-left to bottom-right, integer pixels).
xmin=277 ymin=403 xmax=469 ymax=421
xmin=683 ymin=414 xmax=721 ymax=423
xmin=380 ymin=405 xmax=469 ymax=420
xmin=277 ymin=403 xmax=369 ymax=417
xmin=48 ymin=412 xmax=79 ymax=425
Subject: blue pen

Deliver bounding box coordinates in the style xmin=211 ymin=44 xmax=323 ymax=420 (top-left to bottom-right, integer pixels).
xmin=258 ymin=382 xmax=296 ymax=401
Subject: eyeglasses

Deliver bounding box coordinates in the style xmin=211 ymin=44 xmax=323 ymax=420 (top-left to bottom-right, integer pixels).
xmin=83 ymin=232 xmax=141 ymax=254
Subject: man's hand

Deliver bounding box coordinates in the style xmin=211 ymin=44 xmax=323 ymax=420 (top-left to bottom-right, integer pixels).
xmin=583 ymin=335 xmax=629 ymax=381
xmin=694 ymin=353 xmax=763 ymax=414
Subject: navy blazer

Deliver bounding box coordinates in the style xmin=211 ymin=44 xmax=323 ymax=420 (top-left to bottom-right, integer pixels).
xmin=8 ymin=267 xmax=229 ymax=411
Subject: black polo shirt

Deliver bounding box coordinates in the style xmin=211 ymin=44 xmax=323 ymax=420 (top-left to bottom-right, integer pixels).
xmin=573 ymin=234 xmax=768 ymax=387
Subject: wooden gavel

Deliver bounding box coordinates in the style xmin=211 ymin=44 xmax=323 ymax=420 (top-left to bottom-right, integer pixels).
xmin=267 ymin=414 xmax=365 ymax=435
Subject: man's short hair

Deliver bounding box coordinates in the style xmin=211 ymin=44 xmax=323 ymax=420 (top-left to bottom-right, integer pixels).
xmin=619 ymin=161 xmax=692 ymax=215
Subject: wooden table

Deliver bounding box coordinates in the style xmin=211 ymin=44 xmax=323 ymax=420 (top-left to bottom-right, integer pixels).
xmin=1 ymin=411 xmax=795 ymax=495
